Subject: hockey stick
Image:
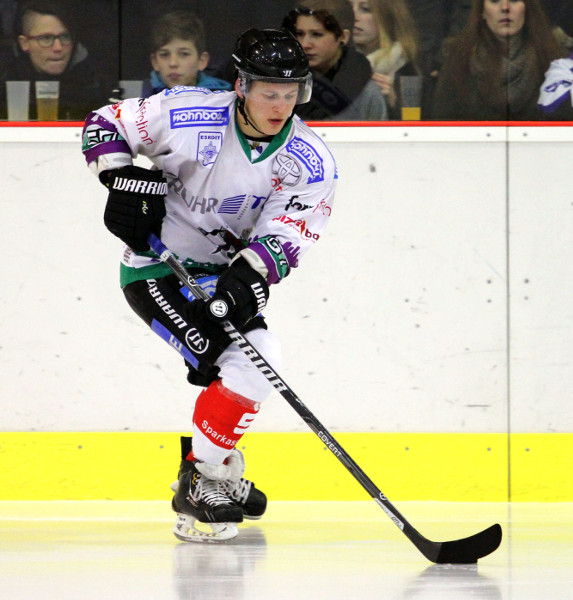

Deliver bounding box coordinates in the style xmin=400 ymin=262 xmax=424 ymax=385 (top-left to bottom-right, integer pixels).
xmin=147 ymin=232 xmax=502 ymax=563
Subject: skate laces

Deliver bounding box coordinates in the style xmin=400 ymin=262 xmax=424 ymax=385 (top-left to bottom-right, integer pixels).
xmin=192 ymin=473 xmax=233 ymax=507
xmin=225 ymin=478 xmax=252 ymax=504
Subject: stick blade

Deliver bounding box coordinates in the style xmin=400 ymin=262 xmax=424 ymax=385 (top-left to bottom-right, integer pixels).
xmin=420 ymin=523 xmax=502 ymax=564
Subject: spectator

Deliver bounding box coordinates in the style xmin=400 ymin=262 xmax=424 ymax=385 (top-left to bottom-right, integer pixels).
xmin=351 ymin=0 xmax=420 ymax=119
xmin=142 ymin=10 xmax=231 ymax=97
xmin=120 ymin=0 xmax=295 ymax=81
xmin=402 ymin=0 xmax=471 ymax=116
xmin=282 ymin=0 xmax=388 ymax=121
xmin=0 ymin=0 xmax=109 ymax=119
xmin=404 ymin=0 xmax=470 ymax=75
xmin=432 ymin=0 xmax=563 ymax=120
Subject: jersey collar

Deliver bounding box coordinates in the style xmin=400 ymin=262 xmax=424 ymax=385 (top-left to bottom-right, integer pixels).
xmin=234 ymin=102 xmax=293 ymax=163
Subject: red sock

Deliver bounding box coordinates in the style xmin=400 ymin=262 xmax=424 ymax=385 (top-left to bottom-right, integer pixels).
xmin=189 ymin=380 xmax=259 ymax=458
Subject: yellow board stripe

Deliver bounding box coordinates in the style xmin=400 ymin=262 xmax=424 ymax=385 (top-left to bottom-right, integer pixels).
xmin=0 ymin=432 xmax=570 ymax=501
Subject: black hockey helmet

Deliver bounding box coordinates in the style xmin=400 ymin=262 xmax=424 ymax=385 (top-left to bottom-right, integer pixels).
xmin=232 ymin=28 xmax=312 ymax=104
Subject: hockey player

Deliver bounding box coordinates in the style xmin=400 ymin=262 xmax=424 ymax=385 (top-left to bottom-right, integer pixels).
xmin=82 ymin=28 xmax=337 ymax=542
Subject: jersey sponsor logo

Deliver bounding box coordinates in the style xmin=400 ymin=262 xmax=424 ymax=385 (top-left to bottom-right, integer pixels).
xmin=313 ymin=199 xmax=332 ymax=216
xmin=286 ymin=137 xmax=325 ymax=184
xmin=272 ymin=214 xmax=320 ymax=242
xmin=284 ymin=195 xmax=312 ymax=212
xmin=271 ymin=153 xmax=302 ymax=188
xmin=170 ymin=178 xmax=219 ymax=213
xmin=198 ymin=131 xmax=222 ymax=166
xmin=135 ymin=99 xmax=153 ymax=145
xmin=169 ymin=106 xmax=229 ymax=128
xmin=217 ymin=194 xmax=245 ymax=214
xmin=111 ymin=177 xmax=168 ymax=195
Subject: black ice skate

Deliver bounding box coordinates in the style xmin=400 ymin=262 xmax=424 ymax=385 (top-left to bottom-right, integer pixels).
xmin=175 ymin=436 xmax=268 ymax=521
xmin=172 ymin=460 xmax=243 ymax=543
xmin=223 ymin=477 xmax=267 ymax=519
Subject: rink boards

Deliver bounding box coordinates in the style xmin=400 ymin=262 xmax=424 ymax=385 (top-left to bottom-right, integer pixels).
xmin=0 ymin=431 xmax=570 ymax=502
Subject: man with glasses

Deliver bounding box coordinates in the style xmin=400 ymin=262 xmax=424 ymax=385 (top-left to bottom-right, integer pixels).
xmin=0 ymin=0 xmax=108 ymax=119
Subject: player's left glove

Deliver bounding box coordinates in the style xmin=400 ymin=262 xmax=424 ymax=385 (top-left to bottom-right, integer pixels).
xmin=207 ymin=257 xmax=269 ymax=328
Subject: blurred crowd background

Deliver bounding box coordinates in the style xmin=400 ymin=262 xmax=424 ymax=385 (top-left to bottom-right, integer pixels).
xmin=1 ymin=0 xmax=573 ymax=121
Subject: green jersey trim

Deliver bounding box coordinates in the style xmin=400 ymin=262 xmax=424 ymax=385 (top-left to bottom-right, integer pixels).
xmin=234 ymin=103 xmax=293 ymax=164
xmin=119 ymin=259 xmax=223 ymax=287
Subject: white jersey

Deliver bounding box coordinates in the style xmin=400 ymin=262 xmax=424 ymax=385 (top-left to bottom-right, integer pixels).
xmin=82 ymin=86 xmax=338 ymax=287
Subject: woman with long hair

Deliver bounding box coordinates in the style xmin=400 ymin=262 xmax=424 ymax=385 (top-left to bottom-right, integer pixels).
xmin=283 ymin=0 xmax=388 ymax=121
xmin=352 ymin=0 xmax=420 ymax=118
xmin=432 ymin=0 xmax=563 ymax=120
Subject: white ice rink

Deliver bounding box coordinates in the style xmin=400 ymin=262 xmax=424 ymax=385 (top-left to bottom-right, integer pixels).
xmin=0 ymin=501 xmax=571 ymax=600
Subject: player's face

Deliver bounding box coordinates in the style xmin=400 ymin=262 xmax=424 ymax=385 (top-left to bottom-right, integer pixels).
xmin=151 ymin=38 xmax=208 ymax=88
xmin=293 ymin=15 xmax=346 ymax=75
xmin=18 ymin=13 xmax=73 ymax=75
xmin=239 ymin=81 xmax=299 ymax=137
xmin=352 ymin=0 xmax=379 ymax=54
xmin=482 ymin=0 xmax=526 ymax=40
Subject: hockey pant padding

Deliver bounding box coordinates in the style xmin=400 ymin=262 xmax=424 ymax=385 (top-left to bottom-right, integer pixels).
xmin=215 ymin=327 xmax=282 ymax=401
xmin=192 ymin=380 xmax=260 ymax=465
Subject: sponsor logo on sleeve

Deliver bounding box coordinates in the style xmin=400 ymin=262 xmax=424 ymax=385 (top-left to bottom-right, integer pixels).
xmin=272 ymin=215 xmax=320 ymax=242
xmin=313 ymin=199 xmax=332 ymax=216
xmin=170 ymin=106 xmax=229 ymax=128
xmin=135 ymin=99 xmax=153 ymax=145
xmin=285 ymin=137 xmax=324 ymax=184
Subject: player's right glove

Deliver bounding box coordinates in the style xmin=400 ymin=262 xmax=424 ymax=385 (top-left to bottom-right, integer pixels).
xmin=206 ymin=256 xmax=269 ymax=329
xmin=102 ymin=165 xmax=167 ymax=251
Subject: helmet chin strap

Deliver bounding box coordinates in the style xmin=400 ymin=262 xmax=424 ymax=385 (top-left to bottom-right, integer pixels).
xmin=237 ymin=98 xmax=268 ymax=137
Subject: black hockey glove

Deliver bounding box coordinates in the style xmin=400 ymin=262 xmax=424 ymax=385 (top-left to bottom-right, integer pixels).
xmin=102 ymin=165 xmax=167 ymax=251
xmin=207 ymin=257 xmax=269 ymax=329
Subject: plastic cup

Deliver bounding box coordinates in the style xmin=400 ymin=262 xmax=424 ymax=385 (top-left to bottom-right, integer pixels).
xmin=400 ymin=76 xmax=422 ymax=121
xmin=6 ymin=81 xmax=30 ymax=121
xmin=119 ymin=80 xmax=143 ymax=99
xmin=35 ymin=81 xmax=59 ymax=120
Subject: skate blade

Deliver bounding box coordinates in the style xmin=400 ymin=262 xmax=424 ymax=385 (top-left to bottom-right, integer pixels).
xmin=173 ymin=513 xmax=238 ymax=543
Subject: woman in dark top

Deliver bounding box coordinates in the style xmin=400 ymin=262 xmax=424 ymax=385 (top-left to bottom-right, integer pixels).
xmin=432 ymin=0 xmax=563 ymax=120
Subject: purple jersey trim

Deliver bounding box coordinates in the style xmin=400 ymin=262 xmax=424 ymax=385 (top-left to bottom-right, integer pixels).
xmin=249 ymin=241 xmax=281 ymax=285
xmin=83 ymin=140 xmax=132 ymax=165
xmin=82 ymin=112 xmax=132 ymax=164
xmin=282 ymin=241 xmax=300 ymax=271
xmin=249 ymin=239 xmax=299 ymax=285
